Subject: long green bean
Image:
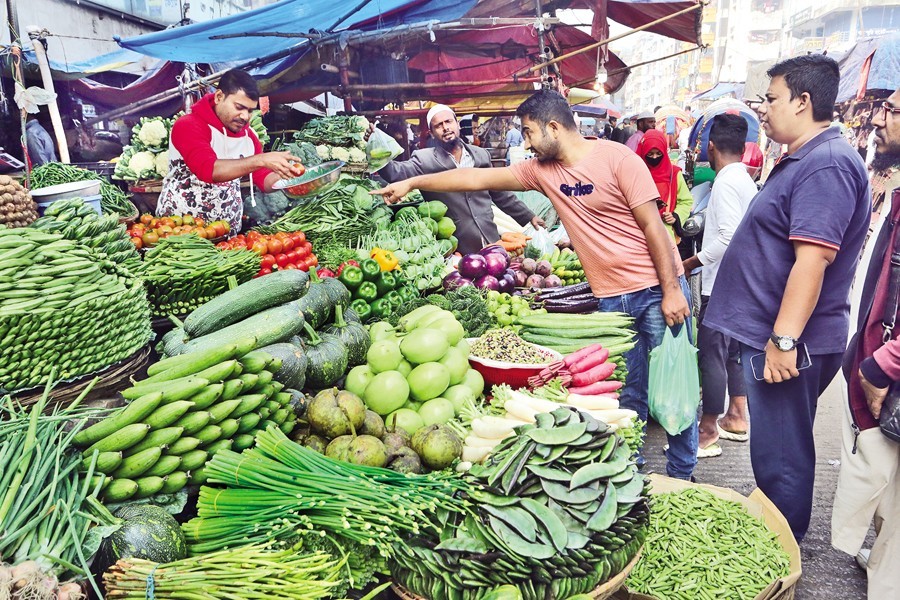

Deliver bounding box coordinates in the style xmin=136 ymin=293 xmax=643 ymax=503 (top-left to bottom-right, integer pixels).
xmin=30 ymin=162 xmax=134 ymax=214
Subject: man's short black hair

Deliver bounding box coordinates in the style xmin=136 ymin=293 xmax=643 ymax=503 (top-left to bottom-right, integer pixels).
xmin=609 ymin=115 xmax=617 ymax=122
xmin=766 ymin=54 xmax=839 ymax=122
xmin=709 ymin=113 xmax=748 ymax=156
xmin=218 ymin=69 xmax=260 ymax=102
xmin=516 ymin=90 xmax=577 ymax=131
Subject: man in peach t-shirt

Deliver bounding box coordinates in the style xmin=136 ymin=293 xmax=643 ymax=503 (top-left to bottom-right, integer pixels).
xmin=373 ymin=90 xmax=698 ymax=480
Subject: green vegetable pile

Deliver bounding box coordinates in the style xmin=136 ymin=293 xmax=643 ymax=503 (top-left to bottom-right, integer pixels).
xmin=341 ymin=258 xmax=418 ymax=323
xmin=293 ymin=115 xmax=369 ymax=148
xmin=0 ymin=228 xmax=152 ymax=392
xmin=249 ymin=110 xmax=269 ymax=146
xmin=29 ymin=161 xmax=134 ymax=215
xmin=137 ymin=236 xmax=260 ymax=316
xmin=31 ymin=197 xmax=140 ymax=271
xmin=441 ymin=285 xmax=492 ymax=337
xmin=517 ymin=312 xmax=637 ymax=356
xmin=391 ymin=406 xmax=649 ymax=600
xmin=627 ymin=487 xmax=792 ymax=599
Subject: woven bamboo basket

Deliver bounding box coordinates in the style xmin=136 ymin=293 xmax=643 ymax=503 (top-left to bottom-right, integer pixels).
xmin=391 ymin=549 xmax=642 ymax=600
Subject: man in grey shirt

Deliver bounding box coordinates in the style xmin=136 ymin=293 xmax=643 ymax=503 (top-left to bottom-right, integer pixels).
xmin=25 ymin=117 xmax=57 ymax=165
xmin=378 ymin=105 xmax=543 ymax=254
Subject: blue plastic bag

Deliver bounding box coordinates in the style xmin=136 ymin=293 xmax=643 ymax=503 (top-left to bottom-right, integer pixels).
xmin=648 ymin=326 xmax=700 ymax=435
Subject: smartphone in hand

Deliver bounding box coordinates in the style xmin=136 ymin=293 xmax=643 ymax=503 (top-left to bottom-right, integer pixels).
xmin=750 ymin=343 xmax=812 ymax=382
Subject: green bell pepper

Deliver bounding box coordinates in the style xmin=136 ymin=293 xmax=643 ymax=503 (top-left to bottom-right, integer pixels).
xmin=370 ymin=298 xmax=392 ymax=319
xmin=360 ymin=259 xmax=381 ymax=282
xmin=398 ymin=285 xmax=418 ymax=303
xmin=350 ymin=299 xmax=372 ymax=322
xmin=338 ymin=265 xmax=364 ymax=291
xmin=384 ymin=290 xmax=402 ymax=308
xmin=353 ymin=281 xmax=379 ymax=303
xmin=375 ymin=271 xmax=398 ymax=296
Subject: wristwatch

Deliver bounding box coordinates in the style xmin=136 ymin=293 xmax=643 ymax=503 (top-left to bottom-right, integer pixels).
xmin=770 ymin=332 xmax=798 ymax=352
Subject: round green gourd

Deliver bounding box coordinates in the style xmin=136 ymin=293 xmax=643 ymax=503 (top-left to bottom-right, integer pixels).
xmin=92 ymin=504 xmax=187 ymax=577
xmin=301 ymin=323 xmax=348 ymax=389
xmin=324 ymin=305 xmax=370 ymax=367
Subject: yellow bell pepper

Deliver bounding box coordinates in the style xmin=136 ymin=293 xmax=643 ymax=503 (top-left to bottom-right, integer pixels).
xmin=371 ymin=247 xmax=399 ymax=271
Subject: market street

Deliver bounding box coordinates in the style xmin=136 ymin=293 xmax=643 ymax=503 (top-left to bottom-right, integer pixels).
xmin=643 ymin=375 xmax=869 ymax=599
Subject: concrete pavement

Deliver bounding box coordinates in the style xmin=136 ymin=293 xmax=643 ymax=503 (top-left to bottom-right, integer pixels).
xmin=642 ymin=375 xmax=869 ymax=599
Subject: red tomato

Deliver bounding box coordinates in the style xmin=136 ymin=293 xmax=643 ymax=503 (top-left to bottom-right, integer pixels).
xmin=259 ymin=267 xmax=273 ymax=276
xmin=267 ymin=238 xmax=284 ymax=255
xmin=286 ymin=250 xmax=300 ymax=264
xmin=250 ymin=240 xmax=269 ymax=255
xmin=283 ymin=263 xmax=298 ymax=270
xmin=281 ymin=237 xmax=295 ymax=252
xmin=308 ymin=254 xmax=318 ymax=267
xmin=297 ymin=261 xmax=310 ymax=272
xmin=261 ymin=254 xmax=276 ymax=269
xmin=292 ymin=231 xmax=306 ymax=244
xmin=275 ymin=253 xmax=289 ymax=268
xmin=295 ymin=245 xmax=310 ymax=259
xmin=301 ymin=241 xmax=312 ymax=253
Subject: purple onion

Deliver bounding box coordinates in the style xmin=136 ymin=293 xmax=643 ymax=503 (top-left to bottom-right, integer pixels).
xmin=459 ymin=254 xmax=488 ymax=279
xmin=474 ymin=274 xmax=500 ymax=291
xmin=456 ymin=278 xmax=474 ymax=288
xmin=479 ymin=245 xmax=507 ymax=257
xmin=483 ymin=252 xmax=509 ymax=278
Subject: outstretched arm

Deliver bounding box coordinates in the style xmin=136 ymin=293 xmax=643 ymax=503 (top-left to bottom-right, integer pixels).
xmin=371 ymin=166 xmax=526 ymax=203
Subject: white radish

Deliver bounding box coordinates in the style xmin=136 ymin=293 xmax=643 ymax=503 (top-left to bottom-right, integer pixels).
xmin=470 ymin=416 xmax=521 ymax=439
xmin=586 ymin=408 xmax=638 ymax=423
xmin=465 ymin=434 xmax=503 ymax=448
xmin=614 ymin=417 xmax=634 ymax=429
xmin=455 ymin=461 xmax=474 ymax=473
xmin=508 ymin=390 xmax=561 ymax=413
xmin=503 ymin=399 xmax=538 ymax=423
xmin=462 ymin=445 xmax=492 ymax=463
xmin=565 ymin=393 xmax=619 ymax=411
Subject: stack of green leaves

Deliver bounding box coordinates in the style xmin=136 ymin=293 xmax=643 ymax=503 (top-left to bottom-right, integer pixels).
xmin=0 ymin=228 xmax=151 ymax=392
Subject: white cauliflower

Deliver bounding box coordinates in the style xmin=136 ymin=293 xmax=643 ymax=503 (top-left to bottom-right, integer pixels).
xmin=352 ymin=116 xmax=369 ymax=132
xmin=348 ymin=147 xmax=367 ymax=163
xmin=330 ymin=146 xmax=351 ymax=163
xmin=128 ymin=151 xmax=158 ymax=179
xmin=155 ymin=152 xmax=170 ymax=178
xmin=136 ymin=118 xmax=169 ymax=150
xmin=315 ymin=145 xmax=332 ymax=160
xmin=356 ymin=140 xmax=368 ymax=151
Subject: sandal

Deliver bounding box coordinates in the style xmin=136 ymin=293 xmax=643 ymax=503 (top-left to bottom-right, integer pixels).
xmin=717 ymin=422 xmax=749 ymax=442
xmin=697 ymin=443 xmax=722 ymax=458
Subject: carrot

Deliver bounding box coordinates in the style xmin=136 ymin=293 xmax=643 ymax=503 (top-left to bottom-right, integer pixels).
xmin=567 ymin=380 xmax=623 ymax=395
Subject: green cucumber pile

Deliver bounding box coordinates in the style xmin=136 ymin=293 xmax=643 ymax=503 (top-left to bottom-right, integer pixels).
xmin=31 ymin=197 xmax=140 ymax=270
xmin=0 ymin=228 xmax=151 ymax=392
xmin=137 ymin=236 xmax=260 ymax=316
xmin=517 ymin=312 xmax=638 ymax=355
xmin=73 ymin=340 xmax=302 ymax=503
xmin=391 ymin=406 xmax=649 ymax=600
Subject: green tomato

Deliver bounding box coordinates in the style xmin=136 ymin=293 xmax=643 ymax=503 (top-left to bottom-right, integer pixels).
xmin=515 ymin=306 xmax=532 ymax=317
xmin=345 ymin=365 xmax=374 ymax=397
xmin=497 ymin=313 xmax=514 ymax=326
xmin=400 ymin=328 xmax=450 ymax=364
xmin=418 ymin=398 xmax=455 ymax=426
xmin=385 ymin=408 xmax=425 ymax=436
xmin=441 ymin=384 xmax=476 ymax=414
xmin=367 ymin=340 xmax=403 ymax=373
xmin=496 ymin=304 xmax=511 ymax=315
xmin=396 ymin=359 xmax=413 ymax=377
xmin=364 ymin=371 xmax=410 ymax=415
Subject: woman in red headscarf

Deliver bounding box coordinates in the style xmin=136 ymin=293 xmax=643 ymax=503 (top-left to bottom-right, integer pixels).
xmin=636 ymin=130 xmax=693 ymax=242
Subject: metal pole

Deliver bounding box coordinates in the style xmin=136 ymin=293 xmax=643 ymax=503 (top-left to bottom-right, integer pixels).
xmin=5 ymin=0 xmax=20 ymax=42
xmin=26 ymin=27 xmax=70 ymax=163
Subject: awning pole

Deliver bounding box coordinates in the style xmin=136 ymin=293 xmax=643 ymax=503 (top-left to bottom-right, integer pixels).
xmin=568 ymin=45 xmax=703 ymax=89
xmin=26 ymin=27 xmax=70 ymax=163
xmin=515 ymin=1 xmax=705 ymax=77
xmin=534 ymin=0 xmax=549 ymax=84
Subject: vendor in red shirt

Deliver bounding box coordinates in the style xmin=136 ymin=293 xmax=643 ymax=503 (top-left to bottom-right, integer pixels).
xmin=157 ymin=69 xmax=302 ymax=232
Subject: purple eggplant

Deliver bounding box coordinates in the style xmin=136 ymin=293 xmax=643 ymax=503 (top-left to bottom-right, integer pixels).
xmin=479 ymin=245 xmax=508 ymax=257
xmin=483 ymin=252 xmax=509 ymax=278
xmin=459 ymin=254 xmax=488 ymax=279
xmin=474 ymin=274 xmax=500 ymax=291
xmin=536 ymin=282 xmax=592 ymax=300
xmin=497 ymin=277 xmax=514 ymax=294
xmin=543 ymin=297 xmax=598 ymax=313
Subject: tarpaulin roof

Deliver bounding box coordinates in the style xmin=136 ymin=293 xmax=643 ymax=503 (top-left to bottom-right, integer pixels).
xmin=18 ymin=46 xmax=151 ymax=79
xmin=836 ymin=32 xmax=900 ymax=102
xmin=692 ymin=81 xmax=745 ymax=102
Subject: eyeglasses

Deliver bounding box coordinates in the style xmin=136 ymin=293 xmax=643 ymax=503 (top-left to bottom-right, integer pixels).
xmin=875 ymin=102 xmax=900 ymax=120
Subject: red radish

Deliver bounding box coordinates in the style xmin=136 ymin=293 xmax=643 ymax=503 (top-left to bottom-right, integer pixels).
xmin=562 ymin=343 xmax=606 ymax=368
xmin=570 ymin=362 xmax=617 ymax=387
xmin=569 ymin=348 xmax=610 ymax=374
xmin=567 ymin=380 xmax=623 ymax=395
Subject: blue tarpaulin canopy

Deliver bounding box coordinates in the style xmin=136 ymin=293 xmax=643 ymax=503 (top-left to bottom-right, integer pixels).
xmin=692 ymin=81 xmax=745 ymax=102
xmin=836 ymin=32 xmax=900 ymax=102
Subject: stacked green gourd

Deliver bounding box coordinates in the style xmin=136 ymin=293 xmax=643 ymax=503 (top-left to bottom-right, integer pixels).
xmin=74 ymin=340 xmax=303 ymax=503
xmin=30 ymin=197 xmax=141 ymax=270
xmin=0 ymin=228 xmax=151 ymax=393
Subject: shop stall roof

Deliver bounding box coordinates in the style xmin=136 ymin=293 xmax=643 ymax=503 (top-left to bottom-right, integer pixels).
xmin=836 ymin=32 xmax=900 ymax=102
xmin=692 ymin=82 xmax=745 ymax=102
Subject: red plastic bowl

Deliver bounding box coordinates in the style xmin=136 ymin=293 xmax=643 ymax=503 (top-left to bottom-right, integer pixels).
xmin=467 ymin=339 xmax=562 ymax=389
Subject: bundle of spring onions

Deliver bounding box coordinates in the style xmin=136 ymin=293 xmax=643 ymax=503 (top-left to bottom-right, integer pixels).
xmin=0 ymin=376 xmax=118 ymax=597
xmin=182 ymin=427 xmax=473 ymax=557
xmin=103 ymin=544 xmax=344 ymax=600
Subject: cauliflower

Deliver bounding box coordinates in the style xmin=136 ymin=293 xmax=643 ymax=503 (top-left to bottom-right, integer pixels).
xmin=352 ymin=116 xmax=369 ymax=132
xmin=356 ymin=140 xmax=368 ymax=151
xmin=128 ymin=151 xmax=158 ymax=180
xmin=315 ymin=145 xmax=332 ymax=160
xmin=330 ymin=146 xmax=351 ymax=163
xmin=155 ymin=152 xmax=170 ymax=178
xmin=348 ymin=147 xmax=367 ymax=163
xmin=135 ymin=118 xmax=169 ymax=150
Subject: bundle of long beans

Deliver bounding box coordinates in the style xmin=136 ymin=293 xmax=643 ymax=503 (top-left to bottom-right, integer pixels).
xmin=182 ymin=426 xmax=473 ymax=557
xmin=0 ymin=376 xmax=118 ymax=596
xmin=29 ymin=162 xmax=133 ymax=215
xmin=103 ymin=544 xmax=343 ymax=600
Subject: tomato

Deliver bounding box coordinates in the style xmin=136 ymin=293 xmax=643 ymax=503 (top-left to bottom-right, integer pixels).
xmin=130 ymin=237 xmax=142 ymax=249
xmin=301 ymin=241 xmax=313 ymax=253
xmin=308 ymin=255 xmax=318 ymax=267
xmin=128 ymin=228 xmax=142 ymax=238
xmin=141 ymin=231 xmax=159 ymax=247
xmin=251 ymin=240 xmax=269 ymax=255
xmin=283 ymin=263 xmax=298 ymax=270
xmin=291 ymin=231 xmax=306 ymax=244
xmin=216 ymin=241 xmax=230 ymax=250
xmin=139 ymin=213 xmax=153 ymax=225
xmin=212 ymin=223 xmax=226 ymax=238
xmin=280 ymin=237 xmax=294 ymax=252
xmin=195 ymin=217 xmax=206 ymax=227
xmin=295 ymin=245 xmax=309 ymax=260
xmin=297 ymin=261 xmax=310 ymax=272
xmin=246 ymin=230 xmax=261 ymax=241
xmin=159 ymin=217 xmax=175 ymax=227
xmin=275 ymin=253 xmax=289 ymax=268
xmin=259 ymin=267 xmax=273 ymax=276
xmin=196 ymin=228 xmax=208 ymax=239
xmin=261 ymin=254 xmax=276 ymax=269
xmin=286 ymin=250 xmax=300 ymax=264
xmin=267 ymin=238 xmax=283 ymax=255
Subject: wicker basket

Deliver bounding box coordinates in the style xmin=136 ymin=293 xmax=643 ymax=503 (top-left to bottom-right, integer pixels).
xmin=391 ymin=550 xmax=642 ymax=600
xmin=116 ymin=199 xmax=140 ymax=225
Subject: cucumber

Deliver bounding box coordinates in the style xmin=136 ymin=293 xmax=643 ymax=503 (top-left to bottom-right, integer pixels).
xmin=166 ymin=437 xmax=201 ymax=455
xmin=123 ymin=427 xmax=184 ymax=457
xmin=122 ymin=376 xmax=210 ymax=403
xmin=183 ymin=270 xmax=309 ymax=337
xmin=203 ymin=439 xmax=233 ymax=456
xmin=112 ymin=447 xmax=163 ymax=479
xmin=186 ymin=383 xmax=224 ymax=410
xmin=195 ymin=425 xmax=222 ymax=445
xmin=84 ymin=423 xmax=151 ymax=455
xmin=144 ymin=401 xmax=195 ymax=430
xmin=144 ymin=455 xmax=182 ymax=478
xmin=182 ymin=302 xmax=307 ymax=356
xmin=232 ymin=434 xmax=255 ymax=451
xmin=173 ymin=411 xmax=211 ymax=435
xmin=217 ymin=418 xmax=239 ymax=439
xmin=250 ymin=369 xmax=274 ymax=392
xmin=221 ymin=379 xmax=244 ymax=401
xmin=208 ymin=399 xmax=242 ymax=424
xmin=180 ymin=450 xmax=209 ymax=471
xmin=194 ymin=360 xmax=242 ymax=384
xmin=160 ymin=471 xmax=189 ymax=494
xmin=231 ymin=394 xmax=267 ymax=418
xmin=144 ymin=340 xmax=252 ymax=379
xmin=236 ymin=412 xmax=261 ymax=434
xmin=82 ymin=451 xmax=123 ymax=475
xmin=103 ymin=479 xmax=139 ymax=502
xmin=239 ymin=350 xmax=275 ymax=374
xmin=133 ymin=476 xmax=166 ymax=499
xmin=73 ymin=393 xmax=164 ymax=447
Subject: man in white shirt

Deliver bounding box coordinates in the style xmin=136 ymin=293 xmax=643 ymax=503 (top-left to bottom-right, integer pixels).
xmin=682 ymin=113 xmax=759 ymax=456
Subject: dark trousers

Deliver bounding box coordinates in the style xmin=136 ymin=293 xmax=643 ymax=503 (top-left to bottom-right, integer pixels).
xmin=698 ymin=296 xmax=746 ymax=415
xmin=740 ymin=343 xmax=842 ymax=541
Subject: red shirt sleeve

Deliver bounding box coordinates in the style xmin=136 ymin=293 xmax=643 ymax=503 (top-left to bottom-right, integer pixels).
xmin=171 ymin=116 xmax=217 ymax=184
xmin=248 ymin=129 xmax=273 ymax=189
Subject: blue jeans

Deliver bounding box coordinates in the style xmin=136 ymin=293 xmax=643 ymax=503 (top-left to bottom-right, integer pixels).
xmin=598 ymin=276 xmax=699 ymax=480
